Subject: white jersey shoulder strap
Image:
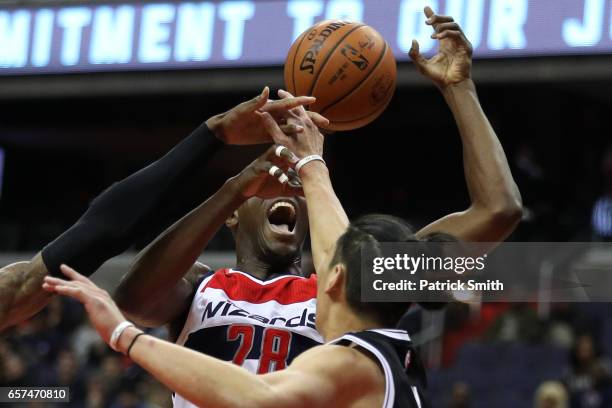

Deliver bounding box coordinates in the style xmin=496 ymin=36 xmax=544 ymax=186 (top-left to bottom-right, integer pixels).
xmin=329 ymin=333 xmax=395 ymax=408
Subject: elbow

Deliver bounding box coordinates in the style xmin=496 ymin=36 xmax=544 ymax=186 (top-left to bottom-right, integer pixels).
xmin=489 ymin=198 xmax=523 ymax=230
xmin=113 ymin=290 xmax=135 ymax=317
xmin=113 ymin=283 xmax=145 ymax=319
xmin=482 ymin=180 xmax=523 ymax=228
xmin=114 ymin=296 xmax=149 ymax=325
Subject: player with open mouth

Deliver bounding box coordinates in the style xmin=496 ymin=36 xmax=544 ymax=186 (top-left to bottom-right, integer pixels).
xmin=97 ymin=7 xmax=519 ymax=407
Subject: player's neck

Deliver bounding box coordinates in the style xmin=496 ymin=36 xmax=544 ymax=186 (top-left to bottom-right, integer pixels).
xmin=235 ymin=257 xmax=301 ymax=280
xmin=321 ymin=304 xmax=382 ymax=342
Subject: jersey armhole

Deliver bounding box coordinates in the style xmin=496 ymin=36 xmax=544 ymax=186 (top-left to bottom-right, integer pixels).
xmin=167 ymin=268 xmax=215 ymax=341
xmin=192 ymin=268 xmax=215 ymax=290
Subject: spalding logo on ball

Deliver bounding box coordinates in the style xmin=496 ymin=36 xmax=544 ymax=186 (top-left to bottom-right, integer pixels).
xmin=285 ymin=20 xmax=397 ymax=131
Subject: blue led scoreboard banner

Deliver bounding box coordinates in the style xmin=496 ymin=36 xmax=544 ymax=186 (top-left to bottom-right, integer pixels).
xmin=0 ymin=0 xmax=611 ymax=75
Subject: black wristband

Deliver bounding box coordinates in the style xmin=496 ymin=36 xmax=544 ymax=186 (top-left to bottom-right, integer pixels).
xmin=42 ymin=122 xmax=222 ymax=277
xmin=127 ymin=332 xmax=146 ymax=358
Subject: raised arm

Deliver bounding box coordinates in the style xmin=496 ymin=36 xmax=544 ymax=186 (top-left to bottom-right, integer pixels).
xmin=114 ymin=145 xmax=304 ymax=327
xmin=410 ymin=8 xmax=522 ymax=245
xmin=263 ymin=98 xmax=348 ymax=275
xmin=0 ymin=114 xmax=222 ymax=331
xmin=299 ymin=162 xmax=349 ymax=274
xmin=113 ymin=176 xmax=245 ymax=327
xmin=45 ymin=265 xmax=378 ymax=408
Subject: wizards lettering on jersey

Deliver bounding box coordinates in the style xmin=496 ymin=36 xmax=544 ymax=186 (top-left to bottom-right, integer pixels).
xmin=173 ymin=269 xmax=322 ymax=408
xmin=175 ymin=268 xmax=323 ymax=356
xmin=202 ymin=300 xmax=317 ymax=329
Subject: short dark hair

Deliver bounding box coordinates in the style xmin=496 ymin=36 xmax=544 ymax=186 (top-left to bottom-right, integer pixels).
xmin=329 ymin=214 xmax=456 ymax=327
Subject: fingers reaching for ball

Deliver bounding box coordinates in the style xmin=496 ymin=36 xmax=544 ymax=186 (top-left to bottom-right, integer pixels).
xmin=259 ymin=93 xmax=317 ymax=116
xmin=308 ymin=111 xmax=331 ymax=129
xmin=260 ymin=111 xmax=324 ymax=159
xmin=275 ymin=90 xmax=330 ymax=129
xmin=408 ymin=7 xmax=473 ymax=88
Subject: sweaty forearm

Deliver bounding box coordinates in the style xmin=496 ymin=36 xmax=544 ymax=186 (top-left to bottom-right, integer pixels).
xmin=41 ymin=123 xmax=223 ymax=277
xmin=115 ymin=179 xmax=245 ymax=308
xmin=442 ymin=80 xmax=521 ymax=212
xmin=0 ymin=254 xmax=52 ymax=331
xmin=300 ymin=162 xmax=349 ymax=273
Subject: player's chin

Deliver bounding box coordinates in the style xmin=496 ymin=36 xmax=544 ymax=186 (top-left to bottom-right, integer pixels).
xmin=268 ymin=242 xmax=301 ymax=260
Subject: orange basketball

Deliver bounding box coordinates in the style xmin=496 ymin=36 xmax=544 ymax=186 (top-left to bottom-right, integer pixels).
xmin=284 ymin=20 xmax=397 ymax=131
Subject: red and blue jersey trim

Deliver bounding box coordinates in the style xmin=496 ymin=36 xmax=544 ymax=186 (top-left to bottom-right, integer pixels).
xmin=201 ymin=268 xmax=318 ymax=305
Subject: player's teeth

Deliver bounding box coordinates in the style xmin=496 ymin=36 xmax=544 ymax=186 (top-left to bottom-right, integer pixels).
xmin=271 ymin=202 xmax=295 ymax=213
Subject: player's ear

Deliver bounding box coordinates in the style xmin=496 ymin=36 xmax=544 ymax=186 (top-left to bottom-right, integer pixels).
xmin=324 ymin=263 xmax=346 ymax=297
xmin=225 ymin=211 xmax=239 ymax=231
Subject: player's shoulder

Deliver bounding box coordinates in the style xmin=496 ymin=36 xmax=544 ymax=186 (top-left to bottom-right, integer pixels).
xmin=291 ymin=344 xmax=384 ymax=387
xmin=294 ymin=343 xmax=364 ymax=363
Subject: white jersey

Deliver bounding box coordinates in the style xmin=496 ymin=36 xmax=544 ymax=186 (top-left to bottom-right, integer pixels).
xmin=172 ymin=268 xmax=322 ymax=408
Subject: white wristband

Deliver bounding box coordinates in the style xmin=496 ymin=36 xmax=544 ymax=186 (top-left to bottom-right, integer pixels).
xmin=110 ymin=321 xmax=134 ymax=351
xmin=296 ymin=155 xmax=325 ymax=175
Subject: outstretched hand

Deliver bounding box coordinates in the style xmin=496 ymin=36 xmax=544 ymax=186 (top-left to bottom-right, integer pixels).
xmin=42 ymin=265 xmax=126 ymax=346
xmin=206 ymin=87 xmax=328 ymax=145
xmin=261 ymin=90 xmax=326 ymax=159
xmin=409 ymin=6 xmax=473 ymax=90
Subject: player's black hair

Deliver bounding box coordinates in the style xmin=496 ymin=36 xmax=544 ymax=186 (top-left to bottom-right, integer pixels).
xmin=329 ymin=214 xmax=456 ymax=327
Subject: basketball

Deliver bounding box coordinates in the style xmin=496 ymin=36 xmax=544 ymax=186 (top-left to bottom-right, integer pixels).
xmin=284 ymin=20 xmax=397 ymax=131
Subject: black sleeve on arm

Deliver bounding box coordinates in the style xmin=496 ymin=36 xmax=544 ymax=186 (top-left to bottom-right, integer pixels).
xmin=42 ymin=122 xmax=223 ymax=277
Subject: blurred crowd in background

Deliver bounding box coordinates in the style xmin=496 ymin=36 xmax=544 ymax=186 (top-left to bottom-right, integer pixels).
xmin=424 ymin=301 xmax=612 ymax=407
xmin=0 ymin=296 xmax=172 ymax=408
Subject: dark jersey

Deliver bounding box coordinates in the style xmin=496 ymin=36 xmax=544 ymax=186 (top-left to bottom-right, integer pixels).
xmin=329 ymin=329 xmax=429 ymax=408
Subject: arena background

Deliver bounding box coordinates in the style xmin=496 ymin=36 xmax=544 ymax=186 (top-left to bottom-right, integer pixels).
xmin=1 ymin=0 xmax=612 ymax=407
